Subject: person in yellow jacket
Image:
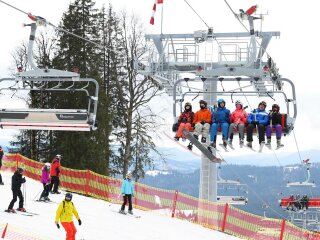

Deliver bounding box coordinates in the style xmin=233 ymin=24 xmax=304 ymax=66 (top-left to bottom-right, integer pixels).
xmin=55 ymin=193 xmax=82 ymax=240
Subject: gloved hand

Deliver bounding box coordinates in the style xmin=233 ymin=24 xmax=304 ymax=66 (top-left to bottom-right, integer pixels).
xmin=55 ymin=222 xmax=60 ymax=229
xmin=200 ymin=121 xmax=206 ymax=125
xmin=191 ymin=123 xmax=195 ymax=128
xmin=78 ymin=219 xmax=82 ymax=226
xmin=22 ymin=177 xmax=26 ymax=183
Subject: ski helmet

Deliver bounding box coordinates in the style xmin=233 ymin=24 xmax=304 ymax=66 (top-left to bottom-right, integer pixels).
xmin=16 ymin=167 xmax=24 ymax=174
xmin=126 ymin=171 xmax=132 ymax=178
xmin=272 ymin=104 xmax=280 ymax=112
xmin=199 ymin=100 xmax=207 ymax=107
xmin=45 ymin=163 xmax=51 ymax=168
xmin=217 ymin=99 xmax=225 ymax=107
xmin=184 ymin=102 xmax=192 ymax=111
xmin=258 ymin=101 xmax=267 ymax=108
xmin=65 ymin=192 xmax=73 ymax=201
xmin=235 ymin=100 xmax=243 ymax=106
xmin=55 ymin=154 xmax=62 ymax=160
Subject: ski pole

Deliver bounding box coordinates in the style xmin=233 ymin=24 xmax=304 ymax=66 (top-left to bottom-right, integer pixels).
xmin=33 ymin=189 xmax=43 ymax=201
xmin=23 ymin=182 xmax=27 ymax=208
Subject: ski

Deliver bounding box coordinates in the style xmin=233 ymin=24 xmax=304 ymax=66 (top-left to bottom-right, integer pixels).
xmin=112 ymin=209 xmax=141 ymax=218
xmin=34 ymin=199 xmax=57 ymax=204
xmin=226 ymin=142 xmax=235 ymax=150
xmin=218 ymin=143 xmax=229 ymax=152
xmin=4 ymin=210 xmax=34 ymax=216
xmin=275 ymin=144 xmax=284 ymax=150
xmin=16 ymin=209 xmax=39 ymax=215
xmin=244 ymin=144 xmax=257 ymax=152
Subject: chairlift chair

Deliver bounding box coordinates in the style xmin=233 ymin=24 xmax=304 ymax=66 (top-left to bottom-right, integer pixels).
xmin=0 ymin=22 xmax=99 ymax=131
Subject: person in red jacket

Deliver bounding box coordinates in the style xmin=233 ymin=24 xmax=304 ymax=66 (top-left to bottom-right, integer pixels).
xmin=174 ymin=102 xmax=195 ymax=141
xmin=193 ymin=100 xmax=212 ymax=143
xmin=49 ymin=154 xmax=62 ymax=194
xmin=228 ymin=100 xmax=248 ymax=146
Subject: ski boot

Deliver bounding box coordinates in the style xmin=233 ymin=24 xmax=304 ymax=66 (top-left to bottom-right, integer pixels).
xmin=174 ymin=136 xmax=179 ymax=141
xmin=193 ymin=134 xmax=199 ymax=140
xmin=39 ymin=197 xmax=45 ymax=202
xmin=228 ymin=139 xmax=233 ymax=146
xmin=182 ymin=137 xmax=186 ymax=142
xmin=223 ymin=139 xmax=227 ymax=149
xmin=6 ymin=209 xmax=16 ymax=213
xmin=265 ymin=139 xmax=271 ymax=148
xmin=187 ymin=142 xmax=193 ymax=150
xmin=210 ymin=142 xmax=216 ymax=148
xmin=119 ymin=209 xmax=126 ymax=214
xmin=17 ymin=208 xmax=26 ymax=212
xmin=128 ymin=210 xmax=133 ymax=215
xmin=0 ymin=182 xmax=4 ymax=185
xmin=276 ymin=140 xmax=284 ymax=149
xmin=239 ymin=139 xmax=244 ymax=146
xmin=201 ymin=137 xmax=206 ymax=143
xmin=45 ymin=197 xmax=51 ymax=201
xmin=246 ymin=142 xmax=252 ymax=148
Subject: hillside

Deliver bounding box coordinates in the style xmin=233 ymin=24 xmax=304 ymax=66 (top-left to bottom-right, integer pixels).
xmin=0 ymin=172 xmax=239 ymax=240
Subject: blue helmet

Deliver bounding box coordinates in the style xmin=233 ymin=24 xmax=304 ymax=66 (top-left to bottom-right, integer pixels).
xmin=217 ymin=99 xmax=225 ymax=107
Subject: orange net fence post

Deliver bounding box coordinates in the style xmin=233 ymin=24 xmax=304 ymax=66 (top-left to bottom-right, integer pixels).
xmin=1 ymin=223 xmax=8 ymax=238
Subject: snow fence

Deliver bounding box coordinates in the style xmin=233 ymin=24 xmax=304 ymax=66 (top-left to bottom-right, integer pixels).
xmin=2 ymin=153 xmax=320 ymax=240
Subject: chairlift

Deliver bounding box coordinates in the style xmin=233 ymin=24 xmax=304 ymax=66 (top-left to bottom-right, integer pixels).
xmin=217 ymin=165 xmax=248 ymax=205
xmin=0 ymin=22 xmax=99 ymax=131
xmin=286 ymin=159 xmax=316 ymax=188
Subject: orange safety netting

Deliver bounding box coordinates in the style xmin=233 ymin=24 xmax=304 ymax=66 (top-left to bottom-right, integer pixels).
xmin=0 ymin=223 xmax=51 ymax=240
xmin=2 ymin=153 xmax=320 ymax=240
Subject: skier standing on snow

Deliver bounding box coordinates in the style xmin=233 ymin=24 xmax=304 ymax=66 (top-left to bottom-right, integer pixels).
xmin=7 ymin=167 xmax=26 ymax=212
xmin=39 ymin=163 xmax=51 ymax=201
xmin=265 ymin=103 xmax=284 ymax=148
xmin=120 ymin=172 xmax=135 ymax=215
xmin=55 ymin=192 xmax=82 ymax=240
xmin=0 ymin=146 xmax=4 ymax=185
xmin=210 ymin=99 xmax=230 ymax=148
xmin=49 ymin=154 xmax=62 ymax=194
xmin=174 ymin=102 xmax=195 ymax=142
xmin=246 ymin=101 xmax=269 ymax=147
xmin=227 ymin=100 xmax=248 ymax=146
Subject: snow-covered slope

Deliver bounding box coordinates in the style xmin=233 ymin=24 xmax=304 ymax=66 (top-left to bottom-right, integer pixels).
xmin=0 ymin=172 xmax=239 ymax=240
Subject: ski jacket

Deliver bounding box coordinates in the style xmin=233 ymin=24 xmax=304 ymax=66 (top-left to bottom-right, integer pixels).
xmin=247 ymin=108 xmax=269 ymax=125
xmin=55 ymin=200 xmax=80 ymax=223
xmin=41 ymin=167 xmax=50 ymax=184
xmin=230 ymin=109 xmax=248 ymax=124
xmin=50 ymin=159 xmax=61 ymax=177
xmin=193 ymin=108 xmax=212 ymax=124
xmin=268 ymin=112 xmax=282 ymax=125
xmin=121 ymin=178 xmax=134 ymax=195
xmin=211 ymin=106 xmax=230 ymax=124
xmin=177 ymin=111 xmax=194 ymax=124
xmin=11 ymin=172 xmax=26 ymax=191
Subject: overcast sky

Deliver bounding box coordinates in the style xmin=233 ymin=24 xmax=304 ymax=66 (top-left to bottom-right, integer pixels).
xmin=0 ymin=0 xmax=319 ymax=162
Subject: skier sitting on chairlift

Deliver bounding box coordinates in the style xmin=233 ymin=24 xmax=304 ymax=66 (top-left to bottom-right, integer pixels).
xmin=301 ymin=194 xmax=309 ymax=210
xmin=246 ymin=101 xmax=269 ymax=148
xmin=174 ymin=102 xmax=195 ymax=142
xmin=193 ymin=100 xmax=212 ymax=144
xmin=294 ymin=194 xmax=302 ymax=210
xmin=228 ymin=100 xmax=248 ymax=146
xmin=265 ymin=104 xmax=284 ymax=149
xmin=286 ymin=194 xmax=295 ymax=211
xmin=210 ymin=99 xmax=230 ymax=148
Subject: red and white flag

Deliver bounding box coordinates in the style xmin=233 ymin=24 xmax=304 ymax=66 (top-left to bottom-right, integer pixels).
xmin=150 ymin=0 xmax=163 ymax=25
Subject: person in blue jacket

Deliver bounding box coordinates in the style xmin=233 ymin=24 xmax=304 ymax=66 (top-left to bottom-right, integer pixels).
xmin=246 ymin=101 xmax=269 ymax=147
xmin=210 ymin=99 xmax=230 ymax=148
xmin=119 ymin=172 xmax=134 ymax=215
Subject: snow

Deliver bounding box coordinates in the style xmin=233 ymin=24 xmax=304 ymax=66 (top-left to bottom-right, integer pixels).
xmin=0 ymin=172 xmax=239 ymax=240
xmin=145 ymin=170 xmax=170 ymax=176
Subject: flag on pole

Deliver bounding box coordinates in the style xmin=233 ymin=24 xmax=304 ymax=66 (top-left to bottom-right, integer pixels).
xmin=150 ymin=0 xmax=163 ymax=25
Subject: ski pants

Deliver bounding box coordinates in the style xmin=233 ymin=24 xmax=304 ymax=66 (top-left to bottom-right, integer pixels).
xmin=210 ymin=122 xmax=229 ymax=142
xmin=266 ymin=124 xmax=282 ymax=139
xmin=193 ymin=123 xmax=210 ymax=139
xmin=0 ymin=163 xmax=2 ymax=183
xmin=49 ymin=176 xmax=60 ymax=192
xmin=40 ymin=183 xmax=50 ymax=198
xmin=176 ymin=123 xmax=193 ymax=138
xmin=121 ymin=194 xmax=133 ymax=211
xmin=8 ymin=189 xmax=24 ymax=209
xmin=228 ymin=123 xmax=245 ymax=140
xmin=246 ymin=123 xmax=266 ymax=144
xmin=61 ymin=221 xmax=77 ymax=240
